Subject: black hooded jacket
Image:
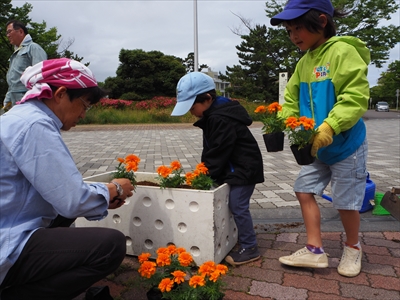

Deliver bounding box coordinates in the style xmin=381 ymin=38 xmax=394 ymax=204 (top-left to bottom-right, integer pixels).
xmin=193 ymin=97 xmax=264 ymax=186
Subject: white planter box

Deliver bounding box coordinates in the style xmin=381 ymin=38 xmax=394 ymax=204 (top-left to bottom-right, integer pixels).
xmin=75 ymin=172 xmax=237 ymax=265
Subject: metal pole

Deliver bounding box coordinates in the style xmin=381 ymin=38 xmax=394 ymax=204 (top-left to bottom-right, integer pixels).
xmin=193 ymin=0 xmax=199 ymax=72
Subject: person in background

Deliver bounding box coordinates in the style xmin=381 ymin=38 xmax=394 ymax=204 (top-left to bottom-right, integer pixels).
xmin=171 ymin=72 xmax=265 ymax=266
xmin=0 ymin=58 xmax=133 ymax=299
xmin=271 ymin=0 xmax=370 ymax=277
xmin=2 ymin=20 xmax=47 ymax=112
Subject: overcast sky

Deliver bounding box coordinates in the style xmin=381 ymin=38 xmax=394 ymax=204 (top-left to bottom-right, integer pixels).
xmin=13 ymin=1 xmax=400 ymax=88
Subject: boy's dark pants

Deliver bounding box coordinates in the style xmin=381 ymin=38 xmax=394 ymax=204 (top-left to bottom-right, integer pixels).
xmin=229 ymin=184 xmax=257 ymax=249
xmin=0 ymin=216 xmax=126 ymax=300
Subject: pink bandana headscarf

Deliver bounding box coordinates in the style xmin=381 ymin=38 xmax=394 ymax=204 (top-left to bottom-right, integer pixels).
xmin=18 ymin=58 xmax=98 ymax=104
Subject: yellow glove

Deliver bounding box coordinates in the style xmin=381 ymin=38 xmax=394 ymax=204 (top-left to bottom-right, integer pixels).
xmin=311 ymin=122 xmax=334 ymax=157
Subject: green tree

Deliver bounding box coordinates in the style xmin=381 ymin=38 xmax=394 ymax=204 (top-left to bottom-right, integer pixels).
xmin=224 ymin=0 xmax=400 ymax=102
xmin=1 ymin=1 xmax=85 ymax=101
xmin=180 ymin=52 xmax=208 ymax=73
xmin=104 ymin=49 xmax=186 ymax=100
xmin=370 ymin=60 xmax=400 ymax=108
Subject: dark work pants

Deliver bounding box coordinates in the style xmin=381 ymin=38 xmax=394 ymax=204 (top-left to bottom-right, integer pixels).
xmin=229 ymin=184 xmax=257 ymax=249
xmin=0 ymin=216 xmax=126 ymax=300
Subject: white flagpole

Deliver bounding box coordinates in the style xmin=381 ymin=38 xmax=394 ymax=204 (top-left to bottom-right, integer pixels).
xmin=194 ymin=0 xmax=199 ymax=72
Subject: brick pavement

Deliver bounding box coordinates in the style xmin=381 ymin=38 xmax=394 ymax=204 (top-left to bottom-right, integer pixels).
xmin=68 ymin=116 xmax=399 ymax=300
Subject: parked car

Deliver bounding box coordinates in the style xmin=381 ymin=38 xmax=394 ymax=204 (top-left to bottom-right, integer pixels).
xmin=375 ymin=101 xmax=390 ymax=112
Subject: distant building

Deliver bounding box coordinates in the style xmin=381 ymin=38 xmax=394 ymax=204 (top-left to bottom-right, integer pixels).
xmin=202 ymin=68 xmax=230 ymax=97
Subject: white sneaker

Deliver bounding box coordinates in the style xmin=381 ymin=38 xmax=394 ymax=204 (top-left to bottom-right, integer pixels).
xmin=279 ymin=247 xmax=328 ymax=268
xmin=337 ymin=245 xmax=362 ymax=277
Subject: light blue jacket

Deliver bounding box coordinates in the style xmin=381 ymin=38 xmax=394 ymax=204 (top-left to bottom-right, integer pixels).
xmin=0 ymin=100 xmax=110 ymax=285
xmin=280 ymin=36 xmax=370 ymax=164
xmin=4 ymin=34 xmax=47 ymax=106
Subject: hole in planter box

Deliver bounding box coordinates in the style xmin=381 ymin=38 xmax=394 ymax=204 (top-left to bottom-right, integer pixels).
xmin=155 ymin=219 xmax=164 ymax=230
xmin=216 ymin=199 xmax=222 ymax=210
xmin=226 ymin=235 xmax=229 ymax=246
xmin=189 ymin=201 xmax=199 ymax=212
xmin=143 ymin=197 xmax=152 ymax=207
xmin=165 ymin=199 xmax=175 ymax=209
xmin=177 ymin=222 xmax=187 ymax=233
xmin=133 ymin=217 xmax=142 ymax=226
xmin=126 ymin=237 xmax=132 ymax=246
xmin=190 ymin=246 xmax=200 ymax=257
xmin=144 ymin=239 xmax=153 ymax=249
xmin=217 ymin=243 xmax=221 ymax=254
xmin=221 ymin=218 xmax=225 ymax=229
xmin=112 ymin=214 xmax=121 ymax=223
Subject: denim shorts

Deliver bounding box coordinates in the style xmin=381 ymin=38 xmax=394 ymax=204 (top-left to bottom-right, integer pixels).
xmin=294 ymin=139 xmax=368 ymax=210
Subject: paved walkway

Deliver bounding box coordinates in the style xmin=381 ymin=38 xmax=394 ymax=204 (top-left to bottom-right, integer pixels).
xmin=67 ymin=115 xmax=400 ymax=299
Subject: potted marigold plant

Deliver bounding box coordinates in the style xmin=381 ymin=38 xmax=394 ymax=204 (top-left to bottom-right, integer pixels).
xmin=185 ymin=162 xmax=214 ymax=190
xmin=156 ymin=161 xmax=215 ymax=190
xmin=111 ymin=154 xmax=140 ymax=187
xmin=138 ymin=245 xmax=228 ymax=300
xmin=156 ymin=161 xmax=186 ymax=188
xmin=284 ymin=116 xmax=318 ymax=165
xmin=254 ymin=102 xmax=285 ymax=152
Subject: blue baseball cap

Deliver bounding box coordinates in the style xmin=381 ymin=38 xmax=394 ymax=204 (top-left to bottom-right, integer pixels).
xmin=171 ymin=72 xmax=215 ymax=116
xmin=270 ymin=0 xmax=334 ymax=26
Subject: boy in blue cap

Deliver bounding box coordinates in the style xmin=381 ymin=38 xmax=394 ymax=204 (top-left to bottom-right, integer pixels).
xmin=171 ymin=72 xmax=264 ymax=266
xmin=271 ymin=0 xmax=370 ymax=277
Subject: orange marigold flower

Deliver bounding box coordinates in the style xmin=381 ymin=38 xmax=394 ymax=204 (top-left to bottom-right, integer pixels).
xmin=178 ymin=252 xmax=193 ymax=267
xmin=175 ymin=247 xmax=187 ymax=254
xmin=301 ymin=117 xmax=315 ymax=130
xmin=138 ymin=252 xmax=151 ymax=263
xmin=125 ymin=154 xmax=140 ymax=164
xmin=285 ymin=116 xmax=300 ymax=130
xmin=159 ymin=278 xmax=174 ymax=292
xmin=167 ymin=244 xmax=177 ymax=254
xmin=156 ymin=253 xmax=171 ymax=267
xmin=185 ymin=172 xmax=195 ymax=185
xmin=267 ymin=102 xmax=282 ymax=113
xmin=117 ymin=157 xmax=125 ymax=163
xmin=138 ymin=261 xmax=156 ymax=278
xmin=199 ymin=261 xmax=215 ymax=276
xmin=172 ymin=270 xmax=186 ymax=284
xmin=156 ymin=247 xmax=169 ymax=255
xmin=126 ymin=161 xmax=138 ymax=172
xmin=157 ymin=166 xmax=172 ymax=178
xmin=189 ymin=275 xmax=206 ymax=288
xmin=209 ymin=270 xmax=221 ymax=282
xmin=254 ymin=105 xmax=267 ymax=113
xmin=215 ymin=264 xmax=228 ymax=275
xmin=195 ymin=162 xmax=208 ymax=174
xmin=170 ymin=161 xmax=181 ymax=171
